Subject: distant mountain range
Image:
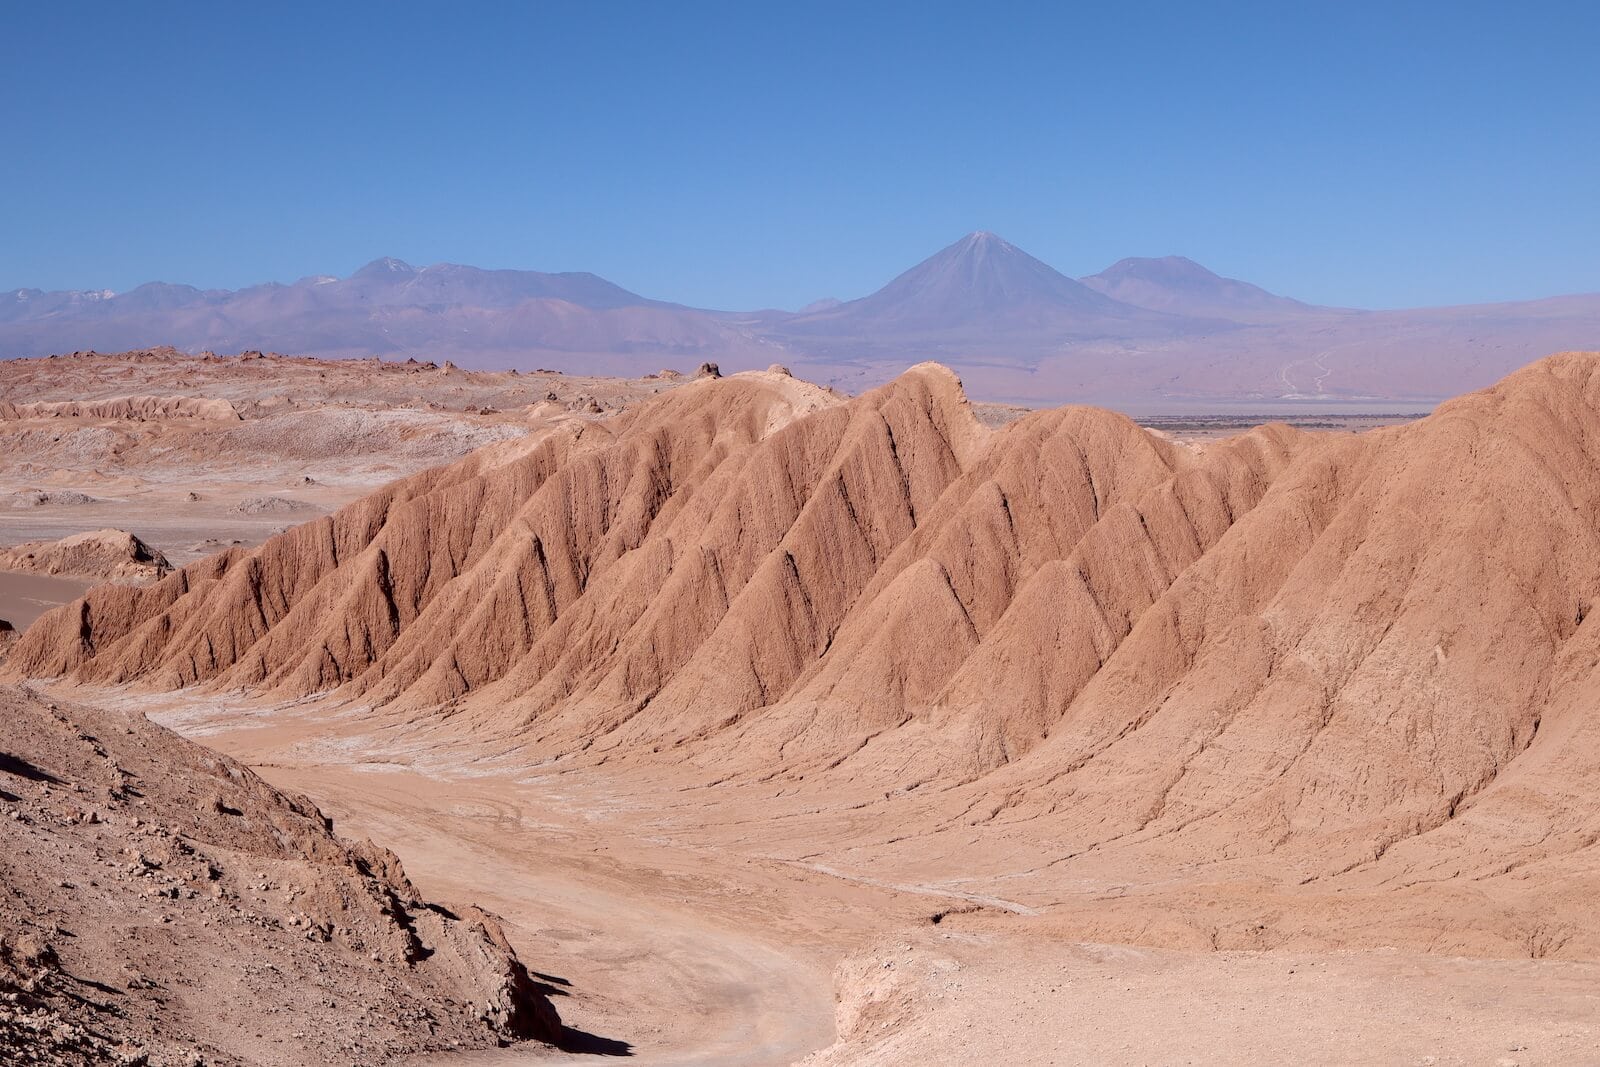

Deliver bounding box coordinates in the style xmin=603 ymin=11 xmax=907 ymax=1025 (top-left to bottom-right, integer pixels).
xmin=5 ymin=233 xmax=1598 ymax=407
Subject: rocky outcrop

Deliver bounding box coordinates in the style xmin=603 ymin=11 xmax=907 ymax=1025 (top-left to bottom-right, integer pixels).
xmin=0 ymin=529 xmax=171 ymax=583
xmin=6 ymin=490 xmax=94 ymax=508
xmin=0 ymin=394 xmax=241 ymax=421
xmin=231 ymin=495 xmax=315 ymax=516
xmin=0 ymin=685 xmax=561 ymax=1063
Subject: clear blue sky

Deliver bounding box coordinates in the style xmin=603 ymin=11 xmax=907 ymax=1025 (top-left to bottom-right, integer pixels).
xmin=4 ymin=1 xmax=1597 ymax=310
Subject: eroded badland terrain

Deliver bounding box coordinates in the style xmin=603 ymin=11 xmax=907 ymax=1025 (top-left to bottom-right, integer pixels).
xmin=5 ymin=348 xmax=1600 ymax=1065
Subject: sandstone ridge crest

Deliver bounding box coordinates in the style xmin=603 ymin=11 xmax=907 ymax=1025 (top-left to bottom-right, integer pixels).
xmin=13 ymin=355 xmax=1600 ymax=958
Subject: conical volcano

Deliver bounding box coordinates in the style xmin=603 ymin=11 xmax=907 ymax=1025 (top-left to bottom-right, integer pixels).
xmin=775 ymin=232 xmax=1191 ymax=349
xmin=845 ymin=232 xmax=1126 ymax=325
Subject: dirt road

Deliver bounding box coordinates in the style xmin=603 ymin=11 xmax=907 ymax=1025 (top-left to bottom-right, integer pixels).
xmin=250 ymin=765 xmax=845 ymax=1066
xmin=125 ymin=692 xmax=1600 ymax=1067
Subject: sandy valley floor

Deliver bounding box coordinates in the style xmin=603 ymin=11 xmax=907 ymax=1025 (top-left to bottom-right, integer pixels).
xmin=20 ymin=687 xmax=1573 ymax=1067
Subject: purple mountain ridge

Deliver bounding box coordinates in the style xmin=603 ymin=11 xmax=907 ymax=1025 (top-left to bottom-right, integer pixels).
xmin=792 ymin=231 xmax=1139 ymax=329
xmin=3 ymin=234 xmax=1598 ymax=405
xmin=1079 ymin=255 xmax=1319 ymax=323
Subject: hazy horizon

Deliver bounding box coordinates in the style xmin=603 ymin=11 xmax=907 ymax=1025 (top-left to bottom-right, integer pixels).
xmin=5 ymin=3 xmax=1598 ymax=310
xmin=10 ymin=233 xmax=1600 ymax=318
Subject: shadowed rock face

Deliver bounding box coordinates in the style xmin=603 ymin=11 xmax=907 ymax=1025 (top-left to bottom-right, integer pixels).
xmin=16 ymin=354 xmax=1600 ymax=957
